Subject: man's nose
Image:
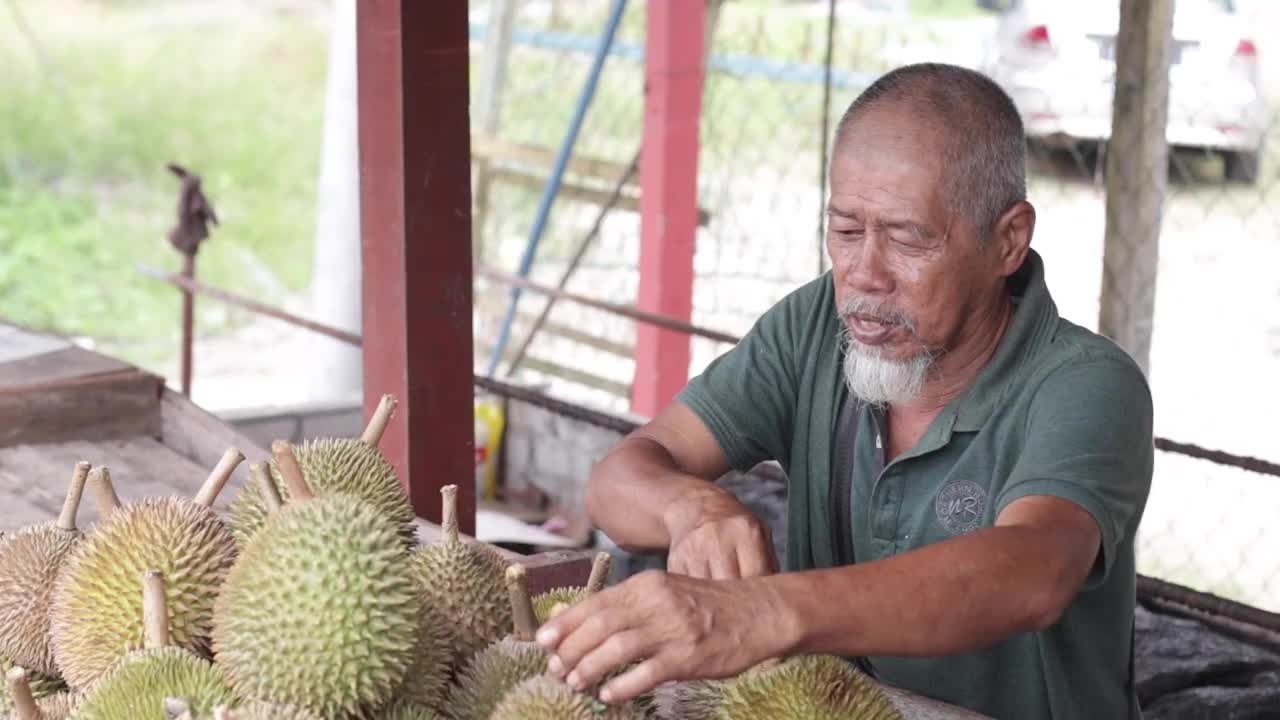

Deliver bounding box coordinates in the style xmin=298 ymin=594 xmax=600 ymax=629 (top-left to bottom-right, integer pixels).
xmin=842 ymin=234 xmax=894 ymax=296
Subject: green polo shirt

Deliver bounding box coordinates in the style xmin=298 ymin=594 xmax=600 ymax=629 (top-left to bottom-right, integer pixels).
xmin=677 ymin=249 xmax=1153 ymax=719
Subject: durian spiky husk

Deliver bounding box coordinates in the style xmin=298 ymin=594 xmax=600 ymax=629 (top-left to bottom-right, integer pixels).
xmin=2 ymin=690 xmax=78 ymax=720
xmin=375 ymin=698 xmax=439 ymax=720
xmin=489 ymin=676 xmax=643 ymax=720
xmin=0 ymin=661 xmax=66 ymax=712
xmin=73 ymin=647 xmax=234 ymax=720
xmin=204 ymin=701 xmax=325 ymax=720
xmin=0 ymin=657 xmax=65 ymax=716
xmin=531 ymin=587 xmax=587 ymax=626
xmin=0 ymin=524 xmax=81 ymax=674
xmin=713 ymin=656 xmax=902 ymax=720
xmin=656 ymin=677 xmax=723 ymax=720
xmin=213 ymin=493 xmax=419 ymax=718
xmin=445 ymin=637 xmax=549 ymax=720
xmin=389 ymin=579 xmax=452 ymax=712
xmin=48 ymin=498 xmax=237 ymax=690
xmin=410 ymin=537 xmax=510 ymax=668
xmin=228 ymin=438 xmax=415 ymax=548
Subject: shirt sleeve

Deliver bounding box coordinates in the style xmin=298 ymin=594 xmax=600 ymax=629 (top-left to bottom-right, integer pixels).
xmin=995 ymin=352 xmax=1154 ymax=589
xmin=675 ymin=288 xmax=807 ymax=473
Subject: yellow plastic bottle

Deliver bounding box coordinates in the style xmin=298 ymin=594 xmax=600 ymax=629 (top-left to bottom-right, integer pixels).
xmin=474 ymin=398 xmax=505 ymax=501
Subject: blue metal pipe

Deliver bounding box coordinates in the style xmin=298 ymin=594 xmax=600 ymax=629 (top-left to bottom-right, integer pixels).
xmin=484 ymin=0 xmax=629 ymax=377
xmin=467 ymin=22 xmax=878 ymax=91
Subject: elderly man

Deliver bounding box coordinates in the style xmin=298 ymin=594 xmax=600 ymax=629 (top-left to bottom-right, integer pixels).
xmin=536 ymin=62 xmax=1153 ymax=719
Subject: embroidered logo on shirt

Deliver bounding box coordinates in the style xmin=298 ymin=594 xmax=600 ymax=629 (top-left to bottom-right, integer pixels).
xmin=935 ymin=479 xmax=988 ymax=535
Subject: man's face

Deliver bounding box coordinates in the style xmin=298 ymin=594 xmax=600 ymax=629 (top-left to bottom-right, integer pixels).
xmin=827 ymin=108 xmax=1003 ymax=403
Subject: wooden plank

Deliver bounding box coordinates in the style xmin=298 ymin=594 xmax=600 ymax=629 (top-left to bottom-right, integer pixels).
xmin=0 ymin=346 xmax=133 ymax=391
xmin=633 ymin=0 xmax=705 ymax=417
xmin=472 ymin=132 xmax=636 ymax=187
xmin=1099 ymin=0 xmax=1174 ymax=374
xmin=0 ymin=370 xmax=163 ymax=448
xmin=491 ymin=167 xmax=712 ymax=227
xmin=160 ymin=388 xmax=265 ymax=501
xmin=358 ymin=0 xmax=476 ymax=534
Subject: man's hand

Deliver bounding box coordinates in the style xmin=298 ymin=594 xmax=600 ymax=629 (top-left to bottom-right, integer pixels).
xmin=663 ymin=489 xmax=778 ymax=580
xmin=535 ymin=570 xmax=794 ymax=704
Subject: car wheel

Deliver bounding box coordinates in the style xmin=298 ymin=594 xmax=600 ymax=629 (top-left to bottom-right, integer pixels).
xmin=1223 ymin=149 xmax=1260 ymax=184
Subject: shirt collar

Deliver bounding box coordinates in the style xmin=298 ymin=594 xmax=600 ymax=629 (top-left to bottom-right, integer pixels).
xmin=949 ymin=248 xmax=1060 ymax=432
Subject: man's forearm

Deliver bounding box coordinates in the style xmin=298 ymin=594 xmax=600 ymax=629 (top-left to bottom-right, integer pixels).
xmin=585 ymin=436 xmax=723 ymax=553
xmin=762 ymin=525 xmax=1085 ymax=659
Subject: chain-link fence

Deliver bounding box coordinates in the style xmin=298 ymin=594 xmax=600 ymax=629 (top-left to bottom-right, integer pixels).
xmin=468 ymin=0 xmax=1280 ymax=612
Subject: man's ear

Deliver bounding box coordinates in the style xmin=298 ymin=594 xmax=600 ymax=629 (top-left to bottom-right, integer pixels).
xmin=991 ymin=200 xmax=1035 ymax=277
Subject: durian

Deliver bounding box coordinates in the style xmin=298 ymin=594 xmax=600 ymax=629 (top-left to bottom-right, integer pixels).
xmin=48 ymin=452 xmax=242 ymax=690
xmin=213 ymin=443 xmax=419 ymax=718
xmin=194 ymin=701 xmax=325 ymax=720
xmin=0 ymin=462 xmax=90 ymax=674
xmin=489 ymin=675 xmax=643 ymax=720
xmin=0 ymin=657 xmax=64 ymax=714
xmin=228 ymin=395 xmax=415 ymax=547
xmin=710 ymin=655 xmax=901 ymax=720
xmin=374 ymin=699 xmax=439 ymax=720
xmin=74 ymin=571 xmax=235 ymax=720
xmin=532 ymin=551 xmax=612 ymax=625
xmin=445 ymin=563 xmax=549 ymax=720
xmin=3 ymin=666 xmax=71 ymax=720
xmin=410 ymin=485 xmax=510 ymax=669
xmin=388 ymin=576 xmax=451 ymax=712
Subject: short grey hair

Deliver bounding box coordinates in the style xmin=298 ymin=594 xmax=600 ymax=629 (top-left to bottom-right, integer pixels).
xmin=834 ymin=63 xmax=1027 ymax=245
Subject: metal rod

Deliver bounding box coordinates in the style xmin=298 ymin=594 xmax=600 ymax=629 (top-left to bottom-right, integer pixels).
xmin=1154 ymin=437 xmax=1280 ymax=477
xmin=481 ymin=267 xmax=741 ymax=345
xmin=136 ymin=265 xmax=362 ymax=346
xmin=816 ymin=0 xmax=837 ymax=277
xmin=180 ymin=255 xmax=195 ymax=396
xmin=486 ymin=0 xmax=629 ymax=377
xmin=505 ymin=151 xmax=640 ymax=376
xmin=1137 ymin=574 xmax=1280 ymax=649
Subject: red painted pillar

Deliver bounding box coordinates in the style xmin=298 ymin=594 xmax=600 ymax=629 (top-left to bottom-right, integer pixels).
xmin=632 ymin=0 xmax=705 ymax=418
xmin=356 ymin=0 xmax=475 ymax=535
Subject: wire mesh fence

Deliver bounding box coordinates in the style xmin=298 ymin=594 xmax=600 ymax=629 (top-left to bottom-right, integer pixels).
xmin=468 ymin=0 xmax=1280 ymax=612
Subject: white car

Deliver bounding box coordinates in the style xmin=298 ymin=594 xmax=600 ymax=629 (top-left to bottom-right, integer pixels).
xmin=979 ymin=0 xmax=1267 ymax=182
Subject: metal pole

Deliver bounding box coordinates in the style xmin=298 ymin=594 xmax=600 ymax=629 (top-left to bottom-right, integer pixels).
xmin=485 ymin=0 xmax=629 ymax=377
xmin=180 ymin=255 xmax=194 ymax=396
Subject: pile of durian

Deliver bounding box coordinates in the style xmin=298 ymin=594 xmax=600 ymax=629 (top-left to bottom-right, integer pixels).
xmin=0 ymin=395 xmax=903 ymax=720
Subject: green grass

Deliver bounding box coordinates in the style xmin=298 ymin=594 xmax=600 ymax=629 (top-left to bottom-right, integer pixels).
xmin=0 ymin=2 xmax=326 ymax=362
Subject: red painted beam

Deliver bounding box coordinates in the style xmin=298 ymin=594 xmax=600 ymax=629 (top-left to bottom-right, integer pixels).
xmin=356 ymin=0 xmax=475 ymax=535
xmin=632 ymin=0 xmax=706 ymax=418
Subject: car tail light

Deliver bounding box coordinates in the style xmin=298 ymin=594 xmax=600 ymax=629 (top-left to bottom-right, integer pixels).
xmin=1231 ymin=38 xmax=1258 ymax=80
xmin=1021 ymin=25 xmax=1051 ymax=50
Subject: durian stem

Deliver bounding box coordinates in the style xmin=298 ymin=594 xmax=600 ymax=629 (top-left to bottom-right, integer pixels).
xmin=194 ymin=447 xmax=245 ymax=507
xmin=5 ymin=667 xmax=41 ymax=720
xmin=251 ymin=462 xmax=283 ymax=512
xmin=142 ymin=570 xmax=171 ymax=649
xmin=163 ymin=698 xmax=192 ymax=720
xmin=271 ymin=441 xmax=314 ymax=502
xmin=586 ymin=551 xmax=612 ymax=595
xmin=87 ymin=467 xmax=122 ymax=514
xmin=505 ymin=564 xmax=539 ymax=641
xmin=441 ymin=484 xmax=459 ymax=545
xmin=57 ymin=461 xmax=91 ymax=530
xmin=360 ymin=394 xmax=398 ymax=446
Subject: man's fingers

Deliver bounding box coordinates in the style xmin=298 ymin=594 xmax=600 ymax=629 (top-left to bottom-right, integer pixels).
xmin=599 ymin=657 xmax=672 ymax=705
xmin=734 ymin=543 xmax=774 ymax=578
xmin=707 ymin=550 xmax=738 ymax=580
xmin=546 ymin=603 xmax=632 ymax=678
xmin=564 ymin=629 xmax=652 ymax=693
